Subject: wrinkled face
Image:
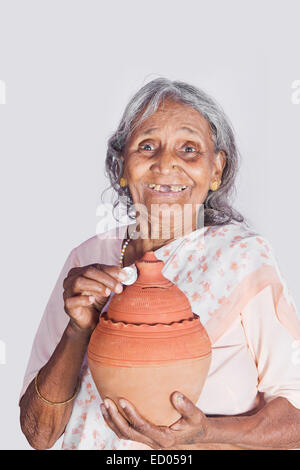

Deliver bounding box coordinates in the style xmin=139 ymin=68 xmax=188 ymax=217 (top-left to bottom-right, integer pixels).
xmin=121 ymin=99 xmax=226 ymax=227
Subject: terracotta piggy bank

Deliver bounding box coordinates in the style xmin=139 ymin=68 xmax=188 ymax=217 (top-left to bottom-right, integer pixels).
xmin=88 ymin=251 xmax=211 ymax=426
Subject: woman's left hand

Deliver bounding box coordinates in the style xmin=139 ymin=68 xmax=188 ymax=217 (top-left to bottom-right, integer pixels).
xmin=100 ymin=392 xmax=211 ymax=450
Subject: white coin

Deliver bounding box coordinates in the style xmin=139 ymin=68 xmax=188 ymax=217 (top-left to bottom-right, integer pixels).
xmin=120 ymin=266 xmax=138 ymax=285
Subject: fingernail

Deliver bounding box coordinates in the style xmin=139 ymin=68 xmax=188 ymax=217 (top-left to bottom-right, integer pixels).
xmin=89 ymin=296 xmax=95 ymax=303
xmin=115 ymin=284 xmax=123 ymax=294
xmin=104 ymin=399 xmax=110 ymax=410
xmin=105 ymin=288 xmax=111 ymax=296
xmin=119 ymin=399 xmax=126 ymax=409
xmin=176 ymin=393 xmax=184 ymax=403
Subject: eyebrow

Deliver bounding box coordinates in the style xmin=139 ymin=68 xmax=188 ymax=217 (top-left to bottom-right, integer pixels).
xmin=138 ymin=126 xmax=203 ymax=138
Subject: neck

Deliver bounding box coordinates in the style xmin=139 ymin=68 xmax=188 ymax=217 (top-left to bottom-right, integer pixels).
xmin=128 ymin=215 xmax=197 ymax=258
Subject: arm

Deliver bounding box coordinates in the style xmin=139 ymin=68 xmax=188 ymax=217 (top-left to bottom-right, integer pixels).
xmin=101 ymin=392 xmax=300 ymax=450
xmin=20 ymin=261 xmax=127 ymax=450
xmin=101 ymin=282 xmax=300 ymax=450
xmin=206 ymin=395 xmax=300 ymax=450
xmin=20 ymin=321 xmax=92 ymax=450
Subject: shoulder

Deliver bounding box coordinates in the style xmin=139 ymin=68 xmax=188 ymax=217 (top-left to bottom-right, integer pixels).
xmin=208 ymin=220 xmax=273 ymax=254
xmin=202 ymin=221 xmax=276 ymax=271
xmin=70 ymin=224 xmax=128 ymax=267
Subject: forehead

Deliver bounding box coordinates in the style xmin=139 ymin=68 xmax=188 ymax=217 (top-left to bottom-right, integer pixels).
xmin=130 ymin=98 xmax=212 ymax=138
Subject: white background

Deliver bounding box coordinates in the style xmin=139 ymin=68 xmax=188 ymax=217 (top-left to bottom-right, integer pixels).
xmin=0 ymin=0 xmax=299 ymax=449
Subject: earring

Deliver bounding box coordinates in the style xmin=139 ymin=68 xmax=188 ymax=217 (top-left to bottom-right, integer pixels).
xmin=173 ymin=165 xmax=178 ymax=170
xmin=120 ymin=176 xmax=127 ymax=188
xmin=210 ymin=180 xmax=220 ymax=191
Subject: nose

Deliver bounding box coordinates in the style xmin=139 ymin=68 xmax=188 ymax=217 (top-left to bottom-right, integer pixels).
xmin=149 ymin=147 xmax=179 ymax=175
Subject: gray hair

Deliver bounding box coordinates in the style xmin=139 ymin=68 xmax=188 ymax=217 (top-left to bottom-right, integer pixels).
xmin=104 ymin=77 xmax=245 ymax=227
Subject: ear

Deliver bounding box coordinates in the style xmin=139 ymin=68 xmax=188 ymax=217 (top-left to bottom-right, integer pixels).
xmin=212 ymin=150 xmax=226 ymax=180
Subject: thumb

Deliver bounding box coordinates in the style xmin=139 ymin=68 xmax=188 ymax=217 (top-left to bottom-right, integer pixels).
xmin=170 ymin=392 xmax=203 ymax=424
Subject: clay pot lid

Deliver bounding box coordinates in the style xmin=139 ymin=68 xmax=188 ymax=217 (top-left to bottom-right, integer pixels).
xmin=107 ymin=251 xmax=194 ymax=324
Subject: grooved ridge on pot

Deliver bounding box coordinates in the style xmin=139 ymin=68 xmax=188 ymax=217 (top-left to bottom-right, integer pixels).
xmin=88 ymin=314 xmax=211 ymax=365
xmin=107 ymin=286 xmax=193 ymax=324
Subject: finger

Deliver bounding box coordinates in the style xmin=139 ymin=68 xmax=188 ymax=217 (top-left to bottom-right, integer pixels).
xmin=100 ymin=403 xmax=125 ymax=439
xmin=81 ymin=292 xmax=110 ymax=312
xmin=72 ymin=277 xmax=114 ymax=296
xmin=170 ymin=392 xmax=202 ymax=425
xmin=63 ymin=269 xmax=83 ymax=290
xmin=103 ymin=399 xmax=136 ymax=441
xmin=117 ymin=398 xmax=174 ymax=449
xmin=64 ymin=286 xmax=111 ymax=315
xmin=81 ymin=290 xmax=110 ymax=300
xmin=84 ymin=268 xmax=123 ymax=294
xmin=64 ymin=295 xmax=95 ymax=310
xmin=104 ymin=399 xmax=155 ymax=447
xmin=64 ymin=265 xmax=126 ymax=292
xmin=83 ymin=264 xmax=127 ymax=290
xmin=100 ymin=265 xmax=128 ymax=283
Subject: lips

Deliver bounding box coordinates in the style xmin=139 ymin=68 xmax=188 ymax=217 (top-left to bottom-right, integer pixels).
xmin=147 ymin=183 xmax=188 ymax=193
xmin=146 ymin=183 xmax=189 ymax=197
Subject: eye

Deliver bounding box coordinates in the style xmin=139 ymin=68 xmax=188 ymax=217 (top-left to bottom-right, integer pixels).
xmin=180 ymin=142 xmax=201 ymax=155
xmin=183 ymin=145 xmax=196 ymax=153
xmin=139 ymin=143 xmax=155 ymax=152
xmin=142 ymin=144 xmax=153 ymax=150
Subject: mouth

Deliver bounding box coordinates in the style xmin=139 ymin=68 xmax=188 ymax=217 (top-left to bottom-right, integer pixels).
xmin=145 ymin=183 xmax=189 ymax=195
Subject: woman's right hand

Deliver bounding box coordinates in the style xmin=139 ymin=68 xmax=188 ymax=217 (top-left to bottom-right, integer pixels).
xmin=63 ymin=264 xmax=127 ymax=332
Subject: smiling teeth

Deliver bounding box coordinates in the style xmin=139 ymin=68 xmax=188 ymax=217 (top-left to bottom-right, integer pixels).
xmin=148 ymin=184 xmax=188 ymax=192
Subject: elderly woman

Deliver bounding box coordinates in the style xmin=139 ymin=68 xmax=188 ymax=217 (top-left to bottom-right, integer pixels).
xmin=19 ymin=78 xmax=300 ymax=450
